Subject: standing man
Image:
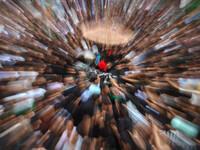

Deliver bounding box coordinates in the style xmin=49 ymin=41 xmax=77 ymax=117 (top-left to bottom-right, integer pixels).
xmin=88 ymin=74 xmax=101 ymax=96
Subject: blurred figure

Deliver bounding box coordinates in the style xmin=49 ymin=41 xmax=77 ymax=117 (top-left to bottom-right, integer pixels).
xmin=88 ymin=74 xmax=101 ymax=96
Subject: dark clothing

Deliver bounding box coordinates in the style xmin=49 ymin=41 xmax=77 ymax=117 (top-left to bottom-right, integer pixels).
xmin=54 ymin=94 xmax=76 ymax=110
xmin=50 ymin=65 xmax=66 ymax=75
xmin=63 ymin=86 xmax=79 ymax=97
xmin=141 ymin=105 xmax=171 ymax=125
xmin=101 ymin=125 xmax=113 ymax=137
xmin=88 ymin=125 xmax=101 ymax=138
xmin=73 ymin=99 xmax=95 ymax=125
xmin=43 ymin=133 xmax=55 ymax=149
xmin=104 ymin=135 xmax=121 ymax=150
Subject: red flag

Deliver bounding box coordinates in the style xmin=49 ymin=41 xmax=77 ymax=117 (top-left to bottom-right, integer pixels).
xmin=109 ymin=48 xmax=113 ymax=56
xmin=97 ymin=60 xmax=107 ymax=72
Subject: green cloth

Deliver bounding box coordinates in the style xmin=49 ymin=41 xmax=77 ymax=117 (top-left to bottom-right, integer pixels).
xmin=109 ymin=94 xmax=123 ymax=103
xmin=184 ymin=0 xmax=200 ymax=14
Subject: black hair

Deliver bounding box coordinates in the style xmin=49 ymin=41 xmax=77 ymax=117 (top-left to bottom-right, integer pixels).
xmin=120 ymin=130 xmax=138 ymax=149
xmin=65 ymin=93 xmax=76 ymax=102
xmin=119 ymin=105 xmax=128 ymax=117
xmin=31 ymin=114 xmax=39 ymax=124
xmin=104 ymin=136 xmax=120 ymax=149
xmin=100 ymin=83 xmax=107 ymax=89
xmin=105 ymin=114 xmax=113 ymax=122
xmin=64 ymin=75 xmax=74 ymax=78
xmin=90 ymin=74 xmax=98 ymax=82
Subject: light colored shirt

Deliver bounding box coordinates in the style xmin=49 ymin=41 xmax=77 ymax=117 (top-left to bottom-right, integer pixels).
xmin=88 ymin=83 xmax=101 ymax=95
xmin=81 ymin=90 xmax=91 ymax=102
xmin=75 ymin=135 xmax=83 ymax=150
xmin=62 ymin=127 xmax=77 ymax=150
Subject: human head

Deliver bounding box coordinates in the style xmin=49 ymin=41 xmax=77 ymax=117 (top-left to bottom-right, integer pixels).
xmin=77 ymin=79 xmax=86 ymax=91
xmin=90 ymin=74 xmax=100 ymax=84
xmin=63 ymin=75 xmax=74 ymax=85
xmin=65 ymin=119 xmax=74 ymax=131
xmin=31 ymin=114 xmax=42 ymax=130
xmin=77 ymin=71 xmax=86 ymax=79
xmin=107 ymin=62 xmax=112 ymax=69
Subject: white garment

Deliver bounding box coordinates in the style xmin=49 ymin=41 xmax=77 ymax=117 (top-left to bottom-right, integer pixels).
xmin=80 ymin=40 xmax=88 ymax=50
xmin=180 ymin=0 xmax=192 ymax=8
xmin=83 ymin=50 xmax=95 ymax=61
xmin=92 ymin=45 xmax=98 ymax=54
xmin=46 ymin=82 xmax=64 ymax=91
xmin=71 ymin=8 xmax=79 ymax=26
xmin=55 ymin=130 xmax=68 ymax=150
xmin=75 ymin=135 xmax=83 ymax=150
xmin=125 ymin=51 xmax=135 ymax=60
xmin=3 ymin=93 xmax=28 ymax=102
xmin=124 ymin=70 xmax=141 ymax=75
xmin=191 ymin=93 xmax=200 ymax=106
xmin=0 ymin=71 xmax=19 ymax=79
xmin=62 ymin=127 xmax=77 ymax=150
xmin=62 ymin=134 xmax=83 ymax=150
xmin=0 ymin=24 xmax=4 ymax=33
xmin=26 ymin=88 xmax=46 ymax=99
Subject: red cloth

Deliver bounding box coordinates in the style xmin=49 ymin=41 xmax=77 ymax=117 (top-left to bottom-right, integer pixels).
xmin=97 ymin=60 xmax=107 ymax=72
xmin=109 ymin=48 xmax=113 ymax=56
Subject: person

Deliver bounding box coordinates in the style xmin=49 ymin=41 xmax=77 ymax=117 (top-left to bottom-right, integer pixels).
xmin=54 ymin=93 xmax=76 ymax=111
xmin=63 ymin=78 xmax=86 ymax=99
xmin=63 ymin=75 xmax=75 ymax=87
xmin=109 ymin=86 xmax=123 ymax=104
xmin=100 ymin=83 xmax=110 ymax=96
xmin=73 ymin=94 xmax=101 ymax=126
xmin=88 ymin=74 xmax=101 ymax=96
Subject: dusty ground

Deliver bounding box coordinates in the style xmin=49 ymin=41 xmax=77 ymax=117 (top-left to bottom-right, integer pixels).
xmin=81 ymin=21 xmax=134 ymax=45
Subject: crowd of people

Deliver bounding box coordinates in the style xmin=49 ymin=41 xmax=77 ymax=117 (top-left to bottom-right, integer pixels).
xmin=2 ymin=65 xmax=199 ymax=150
